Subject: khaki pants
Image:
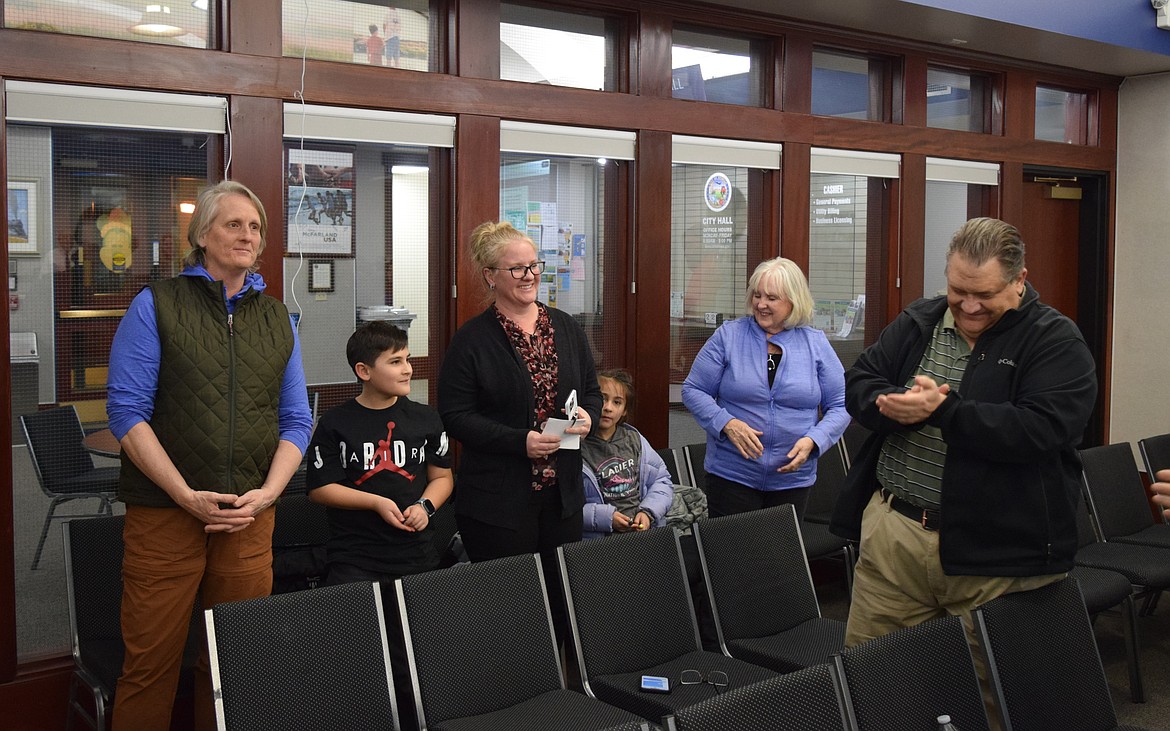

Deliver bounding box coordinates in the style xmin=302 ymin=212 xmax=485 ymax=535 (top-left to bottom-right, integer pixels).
xmin=846 ymin=490 xmax=1062 ymax=647
xmin=112 ymin=504 xmax=275 ymax=731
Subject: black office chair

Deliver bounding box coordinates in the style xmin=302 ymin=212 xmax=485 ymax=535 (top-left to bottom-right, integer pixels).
xmin=834 ymin=614 xmax=990 ymax=731
xmin=21 ymin=406 xmax=119 ymax=569
xmin=559 ymin=527 xmax=775 ymax=724
xmin=973 ymin=577 xmax=1151 ymax=731
xmin=395 ymin=553 xmax=643 ymax=731
xmin=840 ymin=421 xmax=870 ymax=470
xmin=662 ymin=662 xmax=848 ymax=731
xmin=1138 ymin=434 xmax=1170 ymax=525
xmin=63 ymin=515 xmax=202 ymax=731
xmin=694 ymin=504 xmax=846 ymax=673
xmin=1079 ymin=443 xmax=1170 ymax=549
xmin=270 ymin=494 xmax=330 ymax=594
xmin=1068 ymin=565 xmax=1145 ymax=703
xmin=683 ymin=443 xmax=706 ymax=494
xmin=656 ymin=447 xmax=689 ymax=486
xmin=799 ymin=442 xmax=856 ymax=599
xmin=206 ymin=581 xmax=400 ymax=731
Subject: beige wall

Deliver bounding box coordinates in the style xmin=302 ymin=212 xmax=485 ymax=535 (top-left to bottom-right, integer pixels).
xmin=1112 ymin=73 xmax=1170 ymax=450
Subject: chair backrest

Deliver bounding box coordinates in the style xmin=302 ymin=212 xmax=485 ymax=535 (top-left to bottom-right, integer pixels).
xmin=683 ymin=442 xmax=706 ymax=492
xmin=396 ymin=553 xmax=563 ymax=728
xmin=1139 ymin=434 xmax=1170 ymax=524
xmin=664 ymin=662 xmax=847 ymax=731
xmin=559 ymin=527 xmax=699 ymax=681
xmin=834 ymin=614 xmax=990 ymax=731
xmin=206 ymin=581 xmax=398 ymax=731
xmin=973 ymin=577 xmax=1120 ymax=731
xmin=803 ymin=442 xmax=849 ymax=523
xmin=693 ymin=504 xmax=821 ymax=645
xmin=657 ymin=447 xmax=689 ymax=486
xmin=1079 ymin=443 xmax=1155 ymax=539
xmin=271 ymin=495 xmax=330 ymax=593
xmin=63 ymin=515 xmax=126 ymax=689
xmin=21 ymin=406 xmax=95 ymax=491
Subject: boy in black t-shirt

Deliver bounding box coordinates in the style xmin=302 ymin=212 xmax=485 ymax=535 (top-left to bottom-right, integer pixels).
xmin=307 ymin=321 xmax=453 ymax=585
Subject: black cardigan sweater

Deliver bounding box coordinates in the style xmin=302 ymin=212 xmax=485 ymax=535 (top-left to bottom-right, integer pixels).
xmin=438 ymin=304 xmax=601 ymax=529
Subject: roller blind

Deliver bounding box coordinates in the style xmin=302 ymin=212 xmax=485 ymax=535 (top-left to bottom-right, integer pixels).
xmin=925 ymin=157 xmax=1000 ymax=185
xmin=671 ymin=135 xmax=782 ymax=169
xmin=284 ymin=104 xmax=455 ymax=147
xmin=501 ymin=121 xmax=636 ymax=160
xmin=5 ymin=81 xmax=226 ymax=133
xmin=810 ymin=147 xmax=900 ymax=178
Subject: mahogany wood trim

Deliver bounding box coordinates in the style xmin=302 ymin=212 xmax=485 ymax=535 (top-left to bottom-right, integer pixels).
xmin=637 ymin=11 xmax=672 ymax=98
xmin=452 ymin=114 xmax=500 ymax=327
xmin=227 ymin=96 xmax=286 ymax=292
xmin=899 ymin=153 xmax=927 ymax=305
xmin=453 ymin=0 xmax=500 ymax=79
xmin=632 ymin=130 xmax=671 ymax=447
xmin=780 ymin=142 xmax=810 ymax=271
xmin=228 ymin=0 xmax=280 ymax=56
xmin=782 ymin=35 xmax=813 ymax=114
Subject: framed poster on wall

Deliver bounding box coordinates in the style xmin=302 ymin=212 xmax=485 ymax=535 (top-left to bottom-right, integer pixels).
xmin=285 ymin=145 xmax=355 ymax=255
xmin=7 ymin=180 xmax=38 ymax=255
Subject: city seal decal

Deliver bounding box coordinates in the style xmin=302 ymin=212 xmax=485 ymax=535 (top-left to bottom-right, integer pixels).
xmin=704 ymin=172 xmax=732 ymax=212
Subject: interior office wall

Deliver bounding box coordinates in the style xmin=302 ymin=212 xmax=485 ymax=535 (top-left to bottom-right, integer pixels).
xmin=6 ymin=126 xmax=56 ymax=405
xmin=1112 ymin=72 xmax=1170 ymax=448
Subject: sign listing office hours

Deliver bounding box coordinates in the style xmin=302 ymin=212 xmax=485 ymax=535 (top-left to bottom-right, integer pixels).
xmin=813 ymin=183 xmax=854 ymax=226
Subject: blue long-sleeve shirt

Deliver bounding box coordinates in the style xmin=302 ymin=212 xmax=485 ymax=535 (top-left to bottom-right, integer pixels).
xmin=107 ymin=266 xmax=313 ymax=454
xmin=682 ymin=317 xmax=849 ymax=490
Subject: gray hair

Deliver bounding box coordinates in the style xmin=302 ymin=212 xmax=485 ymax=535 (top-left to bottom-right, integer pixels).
xmin=946 ymin=217 xmax=1026 ymax=281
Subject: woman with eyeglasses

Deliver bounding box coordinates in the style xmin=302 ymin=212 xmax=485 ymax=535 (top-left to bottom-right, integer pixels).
xmin=438 ymin=221 xmax=600 ymax=640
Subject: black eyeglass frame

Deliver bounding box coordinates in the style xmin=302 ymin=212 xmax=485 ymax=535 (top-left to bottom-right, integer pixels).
xmin=490 ymin=261 xmax=546 ymax=279
xmin=679 ymin=669 xmax=729 ymax=693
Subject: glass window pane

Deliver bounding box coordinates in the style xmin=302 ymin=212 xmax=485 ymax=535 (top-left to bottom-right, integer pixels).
xmin=1035 ymin=85 xmax=1090 ymax=144
xmin=927 ymin=67 xmax=991 ymax=133
xmin=5 ymin=0 xmax=214 ymax=47
xmin=812 ymin=49 xmax=883 ymax=121
xmin=283 ymin=0 xmax=433 ymax=71
xmin=809 ymin=173 xmax=886 ymax=367
xmin=285 ymin=141 xmax=447 ymax=410
xmin=499 ymin=153 xmax=624 ymax=371
xmin=672 ymin=28 xmax=760 ymax=107
xmin=669 ymin=165 xmax=754 ymax=446
xmin=9 ymin=124 xmax=210 ymax=660
xmin=924 ymin=181 xmax=994 ymax=296
xmin=500 ymin=4 xmax=612 ymax=91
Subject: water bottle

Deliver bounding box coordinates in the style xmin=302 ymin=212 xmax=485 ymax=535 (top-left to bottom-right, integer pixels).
xmin=937 ymin=714 xmax=960 ymax=731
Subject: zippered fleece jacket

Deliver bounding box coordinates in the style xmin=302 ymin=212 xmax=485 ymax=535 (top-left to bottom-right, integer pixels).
xmin=829 ymin=284 xmax=1097 ymax=576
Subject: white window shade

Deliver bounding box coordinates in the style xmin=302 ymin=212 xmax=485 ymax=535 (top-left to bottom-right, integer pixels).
xmin=926 ymin=157 xmax=1000 ymax=186
xmin=671 ymin=135 xmax=782 ymax=169
xmin=810 ymin=147 xmax=900 ymax=178
xmin=284 ymin=104 xmax=455 ymax=147
xmin=5 ymin=81 xmax=226 ymax=133
xmin=501 ymin=121 xmax=635 ymax=160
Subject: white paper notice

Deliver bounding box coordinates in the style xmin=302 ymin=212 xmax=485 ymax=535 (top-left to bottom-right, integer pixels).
xmin=541 ymin=389 xmax=580 ymax=449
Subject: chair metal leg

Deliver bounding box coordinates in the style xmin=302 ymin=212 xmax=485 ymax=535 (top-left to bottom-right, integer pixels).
xmin=31 ymin=496 xmax=65 ymax=570
xmin=1120 ymin=595 xmax=1145 ymax=703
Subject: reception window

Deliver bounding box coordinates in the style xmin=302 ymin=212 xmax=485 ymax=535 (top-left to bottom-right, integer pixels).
xmin=5 ymin=0 xmax=215 ymax=47
xmin=6 ymin=82 xmax=224 ymax=662
xmin=808 ymin=148 xmax=899 ymax=367
xmin=500 ymin=4 xmax=618 ymax=91
xmin=282 ymin=104 xmax=455 ymax=407
xmin=283 ymin=0 xmax=435 ymax=70
xmin=924 ymin=158 xmax=999 ymax=297
xmin=672 ymin=27 xmax=765 ymax=107
xmin=499 ymin=122 xmax=635 ymax=371
xmin=668 ymin=135 xmax=780 ymax=447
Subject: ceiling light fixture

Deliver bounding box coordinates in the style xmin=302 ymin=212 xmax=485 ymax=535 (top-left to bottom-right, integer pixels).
xmin=130 ymin=5 xmax=184 ymax=36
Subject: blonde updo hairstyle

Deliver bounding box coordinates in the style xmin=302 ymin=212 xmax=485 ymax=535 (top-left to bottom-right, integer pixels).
xmin=182 ymin=180 xmax=267 ymax=272
xmin=469 ymin=221 xmax=538 ymax=296
xmin=744 ymin=257 xmax=815 ymax=329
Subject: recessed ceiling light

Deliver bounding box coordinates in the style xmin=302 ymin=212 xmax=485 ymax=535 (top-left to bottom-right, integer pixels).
xmin=130 ymin=5 xmax=183 ymax=36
